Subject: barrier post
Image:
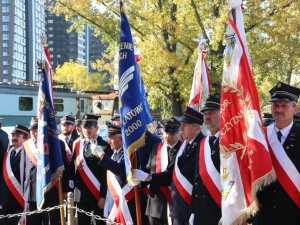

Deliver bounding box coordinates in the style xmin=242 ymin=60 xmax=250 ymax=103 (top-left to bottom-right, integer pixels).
xmin=67 ymin=192 xmax=75 ymax=225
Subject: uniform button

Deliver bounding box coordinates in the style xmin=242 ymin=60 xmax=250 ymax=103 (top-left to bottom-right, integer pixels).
xmin=195 ymin=194 xmax=198 ymax=197
xmin=203 ymin=195 xmax=206 ymax=198
xmin=202 ymin=182 xmax=205 ymax=186
xmin=273 ymin=190 xmax=277 ymax=193
xmin=194 ymin=183 xmax=197 ymax=186
xmin=273 ymin=205 xmax=276 ymax=208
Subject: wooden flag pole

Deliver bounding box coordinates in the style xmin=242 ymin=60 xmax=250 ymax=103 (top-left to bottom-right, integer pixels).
xmin=58 ymin=179 xmax=66 ymax=225
xmin=132 ymin=151 xmax=142 ymax=225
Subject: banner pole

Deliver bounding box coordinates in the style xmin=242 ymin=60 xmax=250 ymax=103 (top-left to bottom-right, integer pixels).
xmin=58 ymin=179 xmax=66 ymax=225
xmin=132 ymin=152 xmax=142 ymax=225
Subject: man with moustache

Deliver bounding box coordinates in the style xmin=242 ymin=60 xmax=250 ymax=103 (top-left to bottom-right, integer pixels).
xmin=170 ymin=107 xmax=204 ymax=225
xmin=0 ymin=124 xmax=29 ymax=225
xmin=189 ymin=96 xmax=221 ymax=225
xmin=59 ymin=115 xmax=78 ymax=194
xmin=132 ymin=117 xmax=182 ymax=225
xmin=251 ymin=82 xmax=300 ymax=225
xmin=21 ymin=117 xmax=69 ymax=225
xmin=71 ymin=114 xmax=112 ymax=225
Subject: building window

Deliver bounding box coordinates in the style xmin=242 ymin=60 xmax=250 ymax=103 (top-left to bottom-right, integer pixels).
xmin=2 ymin=42 xmax=9 ymax=47
xmin=57 ymin=54 xmax=61 ymax=58
xmin=2 ymin=24 xmax=9 ymax=31
xmin=19 ymin=97 xmax=33 ymax=111
xmin=48 ymin=19 xmax=53 ymax=23
xmin=48 ymin=34 xmax=53 ymax=38
xmin=3 ymin=70 xmax=8 ymax=74
xmin=3 ymin=61 xmax=9 ymax=65
xmin=54 ymin=99 xmax=64 ymax=112
xmin=2 ymin=16 xmax=9 ymax=22
xmin=2 ymin=33 xmax=9 ymax=40
xmin=2 ymin=0 xmax=9 ymax=3
xmin=49 ymin=27 xmax=53 ymax=31
xmin=2 ymin=6 xmax=9 ymax=13
xmin=3 ymin=52 xmax=9 ymax=56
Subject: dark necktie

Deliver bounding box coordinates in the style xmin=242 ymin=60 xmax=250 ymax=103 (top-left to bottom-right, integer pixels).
xmin=182 ymin=142 xmax=190 ymax=155
xmin=277 ymin=131 xmax=282 ymax=143
xmin=65 ymin=137 xmax=69 ymax=144
xmin=10 ymin=149 xmax=16 ymax=158
xmin=209 ymin=136 xmax=217 ymax=149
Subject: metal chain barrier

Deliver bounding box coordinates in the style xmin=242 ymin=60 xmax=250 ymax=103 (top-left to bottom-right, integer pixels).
xmin=0 ymin=203 xmax=123 ymax=225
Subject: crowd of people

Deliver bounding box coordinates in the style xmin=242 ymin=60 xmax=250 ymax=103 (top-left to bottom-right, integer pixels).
xmin=0 ymin=81 xmax=299 ymax=225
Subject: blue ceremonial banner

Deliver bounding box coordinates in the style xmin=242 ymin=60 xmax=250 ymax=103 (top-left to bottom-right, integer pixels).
xmin=119 ymin=1 xmax=146 ymax=180
xmin=140 ymin=78 xmax=152 ymax=125
xmin=36 ymin=68 xmax=64 ymax=210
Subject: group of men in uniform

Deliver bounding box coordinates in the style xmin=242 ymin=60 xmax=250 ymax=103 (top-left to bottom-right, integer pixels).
xmin=0 ymin=81 xmax=299 ymax=225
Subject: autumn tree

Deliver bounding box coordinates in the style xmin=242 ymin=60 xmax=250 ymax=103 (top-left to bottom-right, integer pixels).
xmin=49 ymin=0 xmax=300 ymax=116
xmin=54 ymin=60 xmax=110 ymax=91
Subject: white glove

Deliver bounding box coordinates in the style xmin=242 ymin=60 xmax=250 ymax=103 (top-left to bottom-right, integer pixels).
xmin=129 ymin=178 xmax=141 ymax=187
xmin=132 ymin=169 xmax=149 ymax=181
xmin=91 ymin=144 xmax=105 ymax=158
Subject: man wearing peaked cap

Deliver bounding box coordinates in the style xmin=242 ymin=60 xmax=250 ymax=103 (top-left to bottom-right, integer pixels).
xmin=91 ymin=123 xmax=138 ymax=224
xmin=132 ymin=116 xmax=182 ymax=225
xmin=0 ymin=124 xmax=29 ymax=224
xmin=252 ymin=82 xmax=300 ymax=225
xmin=58 ymin=115 xmax=79 ymax=200
xmin=70 ymin=113 xmax=112 ymax=225
xmin=179 ymin=106 xmax=204 ymax=125
xmin=190 ymin=96 xmax=221 ymax=225
xmin=111 ymin=110 xmax=121 ymax=126
xmin=262 ymin=113 xmax=274 ymax=127
xmin=29 ymin=117 xmax=38 ymax=130
xmin=74 ymin=116 xmax=84 ymax=138
xmin=167 ymin=107 xmax=205 ymax=225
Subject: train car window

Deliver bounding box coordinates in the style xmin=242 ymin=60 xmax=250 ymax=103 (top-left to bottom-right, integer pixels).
xmin=19 ymin=97 xmax=33 ymax=111
xmin=80 ymin=100 xmax=85 ymax=112
xmin=54 ymin=98 xmax=64 ymax=112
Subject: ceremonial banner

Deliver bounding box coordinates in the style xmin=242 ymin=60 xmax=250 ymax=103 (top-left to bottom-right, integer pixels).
xmin=188 ymin=43 xmax=211 ymax=111
xmin=36 ymin=67 xmax=64 ymax=209
xmin=119 ymin=1 xmax=146 ymax=182
xmin=219 ymin=1 xmax=275 ymax=224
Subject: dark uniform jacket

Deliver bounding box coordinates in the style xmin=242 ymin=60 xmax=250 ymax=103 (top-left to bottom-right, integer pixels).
xmin=99 ymin=148 xmax=137 ymax=223
xmin=0 ymin=146 xmax=23 ymax=207
xmin=190 ymin=137 xmax=221 ymax=225
xmin=145 ymin=140 xmax=182 ymax=219
xmin=169 ymin=132 xmax=205 ymax=221
xmin=20 ymin=139 xmax=69 ymax=205
xmin=0 ymin=129 xmax=9 ymax=153
xmin=252 ymin=123 xmax=300 ymax=225
xmin=59 ymin=132 xmax=79 ymax=192
xmin=71 ymin=136 xmax=112 ymax=203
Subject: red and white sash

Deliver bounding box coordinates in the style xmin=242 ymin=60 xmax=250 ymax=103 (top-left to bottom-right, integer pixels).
xmin=107 ymin=170 xmax=134 ymax=224
xmin=199 ymin=137 xmax=221 ymax=207
xmin=2 ymin=150 xmax=24 ymax=208
xmin=266 ymin=125 xmax=300 ymax=208
xmin=75 ymin=140 xmax=101 ymax=201
xmin=156 ymin=143 xmax=171 ymax=203
xmin=59 ymin=134 xmax=73 ymax=165
xmin=23 ymin=139 xmax=37 ymax=166
xmin=172 ymin=140 xmax=193 ymax=204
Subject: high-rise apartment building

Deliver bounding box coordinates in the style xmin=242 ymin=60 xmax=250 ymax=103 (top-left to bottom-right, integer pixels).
xmin=1 ymin=1 xmax=107 ymax=83
xmin=0 ymin=0 xmax=46 ymax=82
xmin=45 ymin=10 xmax=107 ymax=74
